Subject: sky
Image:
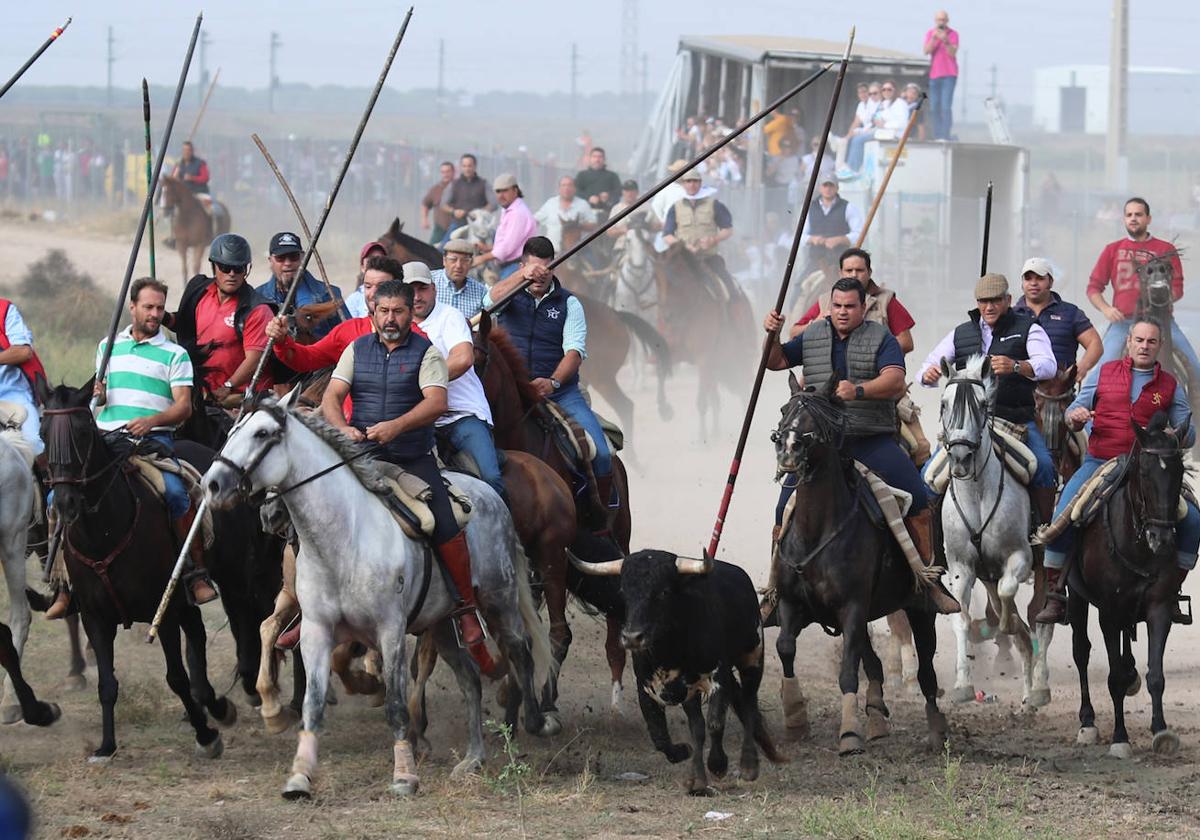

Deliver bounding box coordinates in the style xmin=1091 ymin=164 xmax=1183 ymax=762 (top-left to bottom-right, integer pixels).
xmin=4 ymin=1 xmax=1200 ymax=106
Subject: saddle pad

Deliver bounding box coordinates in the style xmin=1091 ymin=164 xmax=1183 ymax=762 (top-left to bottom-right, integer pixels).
xmin=129 ymin=455 xmax=215 ymax=549
xmin=924 ymin=422 xmax=1037 ymax=494
xmin=542 ymin=399 xmax=598 ymax=463
xmin=373 ymin=461 xmax=473 ymax=541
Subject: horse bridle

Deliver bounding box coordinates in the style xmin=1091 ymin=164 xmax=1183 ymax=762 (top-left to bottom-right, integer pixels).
xmin=940 ymin=378 xmax=992 ymax=466
xmin=772 ymin=393 xmax=847 ymax=481
xmin=42 ymin=406 xmax=130 ymax=504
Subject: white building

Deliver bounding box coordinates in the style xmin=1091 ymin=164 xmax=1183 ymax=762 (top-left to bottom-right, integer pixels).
xmin=1033 ymin=65 xmax=1200 ymax=134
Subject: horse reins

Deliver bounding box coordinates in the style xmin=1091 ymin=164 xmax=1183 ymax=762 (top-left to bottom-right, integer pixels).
xmin=942 ymin=377 xmax=1007 ymax=557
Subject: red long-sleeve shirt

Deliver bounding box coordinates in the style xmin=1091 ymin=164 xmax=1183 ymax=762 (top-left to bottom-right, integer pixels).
xmin=1088 ymin=235 xmax=1183 ymax=318
xmin=274 ymin=316 xmax=374 ymax=372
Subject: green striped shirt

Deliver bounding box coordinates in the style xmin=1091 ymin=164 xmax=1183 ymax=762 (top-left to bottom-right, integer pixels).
xmin=95 ymin=327 xmax=193 ymax=431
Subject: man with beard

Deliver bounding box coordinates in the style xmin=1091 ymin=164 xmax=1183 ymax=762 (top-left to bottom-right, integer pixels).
xmin=256 ymin=231 xmax=348 ymax=341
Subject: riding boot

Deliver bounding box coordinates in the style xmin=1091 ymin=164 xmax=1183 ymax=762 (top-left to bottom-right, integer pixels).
xmin=593 ymin=474 xmax=616 ymax=534
xmin=903 ymin=508 xmax=961 ymax=614
xmin=759 ymin=525 xmax=782 ymax=625
xmin=175 ymin=507 xmax=218 ymax=606
xmin=44 ymin=586 xmax=71 ymax=621
xmin=1030 ymin=486 xmax=1057 ymax=529
xmin=436 ymin=531 xmax=498 ymax=676
xmin=1034 ymin=567 xmax=1068 ymax=625
xmin=1173 ymin=568 xmax=1192 ymax=626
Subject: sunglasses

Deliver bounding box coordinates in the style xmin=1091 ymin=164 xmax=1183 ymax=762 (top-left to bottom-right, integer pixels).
xmin=214 ymin=263 xmax=248 ymax=275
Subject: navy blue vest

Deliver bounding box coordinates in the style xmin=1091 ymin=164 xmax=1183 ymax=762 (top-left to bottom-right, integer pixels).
xmin=348 ymin=330 xmax=435 ymax=462
xmin=497 ymin=280 xmax=578 ymax=388
xmin=1014 ymin=293 xmax=1083 ymax=369
xmin=952 ymin=309 xmax=1036 ymax=423
xmin=808 ymin=197 xmax=850 ymax=238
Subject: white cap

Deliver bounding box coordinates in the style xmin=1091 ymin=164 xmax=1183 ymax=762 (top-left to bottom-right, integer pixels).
xmin=1021 ymin=257 xmax=1053 ymax=278
xmin=402 ymin=261 xmax=433 ymax=284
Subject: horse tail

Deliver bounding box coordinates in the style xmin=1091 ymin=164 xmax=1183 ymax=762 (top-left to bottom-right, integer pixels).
xmin=511 ymin=535 xmax=558 ymax=692
xmin=616 ymin=311 xmax=672 ymax=377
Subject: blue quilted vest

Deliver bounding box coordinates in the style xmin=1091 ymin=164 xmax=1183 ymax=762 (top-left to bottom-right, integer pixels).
xmin=497 ymin=280 xmax=579 ymax=388
xmin=348 ymin=330 xmax=435 ymax=461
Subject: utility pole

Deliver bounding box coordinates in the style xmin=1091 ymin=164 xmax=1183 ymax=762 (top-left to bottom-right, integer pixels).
xmin=960 ymin=50 xmax=967 ymax=124
xmin=269 ymin=31 xmax=281 ymax=113
xmin=437 ymin=37 xmax=445 ymax=116
xmin=989 ymin=63 xmax=998 ymax=101
xmin=106 ymin=26 xmax=115 ymax=106
xmin=620 ymin=0 xmax=639 ymax=101
xmin=198 ymin=29 xmax=211 ymax=106
xmin=641 ymin=52 xmax=649 ymax=115
xmin=570 ymin=42 xmax=579 ymax=121
xmin=1105 ymin=0 xmax=1129 ymax=190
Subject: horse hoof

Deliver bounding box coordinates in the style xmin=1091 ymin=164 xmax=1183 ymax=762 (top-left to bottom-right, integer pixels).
xmin=196 ymin=733 xmax=224 ymax=759
xmin=367 ymin=691 xmax=385 ymax=708
xmin=450 ymin=757 xmax=482 ymax=780
xmin=1152 ymin=730 xmax=1181 ymax=756
xmin=687 ymin=781 xmax=715 ymax=797
xmin=867 ymin=715 xmax=890 ymax=741
xmin=1028 ymin=688 xmax=1052 ymax=709
xmin=282 ymin=773 xmax=312 ymax=800
xmin=87 ymin=753 xmax=115 ymax=766
xmin=391 ymin=777 xmax=420 ymax=797
xmin=949 ymin=684 xmax=976 ymax=704
xmin=740 ymin=762 xmax=760 ymax=782
xmin=60 ymin=673 xmax=87 ymax=692
xmin=0 ymin=706 xmax=21 ymax=725
xmin=1107 ymin=741 xmax=1134 ymax=760
xmin=1076 ymin=726 xmax=1099 ymax=746
xmin=214 ymin=699 xmax=238 ymax=728
xmin=838 ymin=733 xmax=865 ymax=756
xmin=1126 ymin=672 xmax=1142 ymax=697
xmin=540 ymin=712 xmax=562 ymax=738
xmin=263 ymin=707 xmax=300 ymax=735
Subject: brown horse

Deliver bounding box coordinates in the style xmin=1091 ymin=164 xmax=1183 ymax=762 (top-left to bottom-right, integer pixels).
xmin=475 ymin=313 xmax=635 ymax=708
xmin=652 ymin=244 xmax=756 ymax=438
xmin=159 ymin=176 xmax=230 ymax=281
xmin=378 ymin=218 xmax=445 ymax=270
xmin=1036 ymin=364 xmax=1082 ymax=484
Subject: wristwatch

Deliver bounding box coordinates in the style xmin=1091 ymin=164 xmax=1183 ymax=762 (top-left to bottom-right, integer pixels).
xmin=550 ymin=378 xmax=562 ymax=391
xmin=223 ymin=380 xmax=235 ymax=391
xmin=854 ymin=384 xmax=865 ymax=400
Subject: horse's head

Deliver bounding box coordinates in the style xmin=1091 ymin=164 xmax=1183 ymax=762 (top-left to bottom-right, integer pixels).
xmin=38 ymin=377 xmax=101 ymax=525
xmin=473 ymin=310 xmax=492 ymax=378
xmin=1135 ymin=249 xmax=1181 ymax=312
xmin=158 ymin=175 xmax=181 ymax=210
xmin=293 ymin=300 xmax=342 ymax=344
xmin=1035 ymin=364 xmax=1077 ymax=453
xmin=1131 ymin=411 xmax=1189 ymax=557
xmin=466 ymin=208 xmax=498 ymax=241
xmin=204 ymin=397 xmax=291 ymax=508
xmin=377 ymin=217 xmax=444 ymax=269
xmin=772 ymin=374 xmax=845 ymax=484
xmin=939 ymin=355 xmax=996 ymax=479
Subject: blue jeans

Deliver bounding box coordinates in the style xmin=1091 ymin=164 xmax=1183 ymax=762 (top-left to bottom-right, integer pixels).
xmin=439 ymin=415 xmax=506 ymax=502
xmin=846 ymin=131 xmax=872 ymax=171
xmin=929 ymin=75 xmax=957 ymax=140
xmin=1046 ymin=454 xmax=1200 ymax=570
xmin=922 ymin=420 xmax=1056 ymax=489
xmin=549 ymin=383 xmax=611 ymax=477
xmin=1085 ymin=318 xmax=1200 ymax=389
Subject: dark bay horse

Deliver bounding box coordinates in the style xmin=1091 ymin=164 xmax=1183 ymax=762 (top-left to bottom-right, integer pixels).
xmin=160 ymin=176 xmax=230 ymax=281
xmin=378 ymin=218 xmax=444 ymax=270
xmin=475 ymin=313 xmax=636 ymax=709
xmin=38 ymin=379 xmax=236 ymax=761
xmin=773 ymin=376 xmax=946 ymax=755
xmin=1067 ymin=413 xmax=1190 ymax=758
xmin=1035 ymin=364 xmax=1081 ymax=484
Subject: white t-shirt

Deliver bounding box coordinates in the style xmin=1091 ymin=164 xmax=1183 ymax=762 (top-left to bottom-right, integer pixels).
xmin=878 ymin=98 xmax=910 ymax=132
xmin=416 ymin=301 xmax=494 ymax=428
xmin=534 ymin=196 xmax=596 ymax=251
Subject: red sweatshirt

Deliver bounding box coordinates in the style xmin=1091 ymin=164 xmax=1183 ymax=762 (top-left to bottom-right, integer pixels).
xmin=1088 ymin=235 xmax=1183 ymax=318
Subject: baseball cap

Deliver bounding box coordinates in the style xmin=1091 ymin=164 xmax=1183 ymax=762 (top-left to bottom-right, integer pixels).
xmin=269 ymin=231 xmax=303 ymax=256
xmin=621 ymin=179 xmax=639 ymax=191
xmin=1021 ymin=257 xmax=1053 ymax=278
xmin=402 ymin=261 xmax=433 ymax=284
xmin=681 ymin=169 xmax=702 ymax=182
xmin=359 ymin=240 xmax=386 ymax=262
xmin=493 ymin=173 xmax=518 ymax=191
xmin=443 ymin=239 xmax=474 ymax=256
xmin=820 ymin=173 xmax=838 ymax=186
xmin=975 ymin=273 xmax=1009 ymax=300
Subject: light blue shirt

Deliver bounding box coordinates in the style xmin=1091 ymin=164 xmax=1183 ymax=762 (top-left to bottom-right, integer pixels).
xmin=0 ymin=303 xmax=35 ymax=405
xmin=1071 ymin=365 xmax=1195 ymax=445
xmin=344 ymin=287 xmax=368 ymax=318
xmin=483 ymin=284 xmax=588 ymax=359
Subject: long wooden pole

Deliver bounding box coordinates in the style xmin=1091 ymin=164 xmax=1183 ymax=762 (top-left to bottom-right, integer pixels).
xmin=95 ymin=14 xmax=203 ymax=405
xmin=242 ymin=8 xmax=413 ymax=398
xmin=855 ymin=92 xmax=925 ymax=249
xmin=980 ymin=180 xmax=994 ymax=275
xmin=0 ymin=17 xmax=71 ymax=100
xmin=187 ymin=67 xmax=220 ymax=144
xmin=250 ymin=133 xmax=343 ymax=321
xmin=142 ymin=79 xmax=157 ymax=280
xmin=476 ymin=61 xmax=835 ymax=322
xmin=706 ymin=29 xmax=856 ymax=557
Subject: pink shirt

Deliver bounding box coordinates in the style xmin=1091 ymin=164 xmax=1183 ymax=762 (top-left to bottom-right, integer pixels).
xmin=925 ymin=27 xmax=959 ymax=79
xmin=492 ymin=197 xmax=537 ymax=263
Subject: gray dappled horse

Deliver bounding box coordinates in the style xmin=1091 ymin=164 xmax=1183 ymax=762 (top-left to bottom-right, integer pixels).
xmin=0 ymin=423 xmax=39 ymax=724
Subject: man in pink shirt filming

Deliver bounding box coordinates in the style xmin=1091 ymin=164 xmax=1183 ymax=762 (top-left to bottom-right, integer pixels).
xmin=923 ymin=10 xmax=959 ymax=141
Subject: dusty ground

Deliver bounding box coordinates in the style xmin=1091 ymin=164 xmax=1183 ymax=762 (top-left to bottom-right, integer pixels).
xmin=2 ymin=220 xmax=1200 ymax=839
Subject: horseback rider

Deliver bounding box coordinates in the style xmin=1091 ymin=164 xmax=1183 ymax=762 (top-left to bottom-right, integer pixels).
xmin=164 ymin=234 xmax=276 ymax=403
xmin=0 ymin=295 xmax=47 ymax=455
xmin=46 ymin=277 xmax=216 ymax=619
xmin=1086 ymin=197 xmax=1200 ymax=384
xmin=798 ymin=175 xmax=864 ymax=286
xmin=1035 ymin=317 xmax=1199 ymax=625
xmin=607 ymin=179 xmax=660 ymax=247
xmin=790 ymin=248 xmax=914 ymax=352
xmin=1013 ymin=256 xmax=1102 ymax=381
xmin=256 ymin=232 xmax=349 ymax=340
xmin=405 ymin=261 xmax=506 ymax=504
xmin=171 ymin=142 xmax=209 ymax=195
xmin=432 ymin=240 xmax=488 ymax=321
xmin=763 ymin=276 xmax=961 ymax=614
xmin=472 ymin=174 xmax=537 ymax=281
xmin=485 ymin=236 xmax=617 ymax=521
xmin=662 ymin=169 xmax=735 ymax=285
xmin=321 ymin=278 xmax=496 ymax=675
xmin=920 ymin=273 xmax=1059 ymax=526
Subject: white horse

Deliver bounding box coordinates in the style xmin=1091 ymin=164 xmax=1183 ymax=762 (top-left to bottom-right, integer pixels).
xmin=938 ymin=355 xmax=1053 ymax=706
xmin=204 ymin=397 xmax=556 ymax=799
xmin=0 ymin=414 xmax=38 ymax=725
xmin=613 ymin=216 xmax=658 ymax=317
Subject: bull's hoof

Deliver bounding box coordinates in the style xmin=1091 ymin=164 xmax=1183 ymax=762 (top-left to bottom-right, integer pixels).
xmin=196 ymin=733 xmax=224 ymax=759
xmin=263 ymin=706 xmax=300 ymax=735
xmin=390 ymin=776 xmax=420 ymax=796
xmin=1152 ymin=729 xmax=1181 ymax=756
xmin=60 ymin=673 xmax=88 ymax=692
xmin=867 ymin=712 xmax=890 ymax=742
xmin=213 ymin=698 xmax=238 ymax=728
xmin=1076 ymin=726 xmax=1099 ymax=746
xmin=1028 ymin=688 xmax=1052 ymax=709
xmin=0 ymin=705 xmax=21 ymax=725
xmin=666 ymin=743 xmax=692 ymax=763
xmin=949 ymin=684 xmax=976 ymax=704
xmin=282 ymin=773 xmax=312 ymax=800
xmin=1107 ymin=741 xmax=1134 ymax=760
xmin=451 ymin=757 xmax=482 ymax=779
xmin=539 ymin=712 xmax=562 ymax=737
xmin=1126 ymin=672 xmax=1142 ymax=697
xmin=838 ymin=732 xmax=865 ymax=756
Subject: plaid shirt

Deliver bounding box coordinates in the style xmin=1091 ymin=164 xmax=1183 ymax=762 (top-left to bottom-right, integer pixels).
xmin=432 ymin=269 xmax=488 ymax=320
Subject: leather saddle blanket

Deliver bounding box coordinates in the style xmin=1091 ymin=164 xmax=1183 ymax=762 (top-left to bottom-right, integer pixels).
xmin=540 ymin=396 xmax=625 ymax=466
xmin=371 ymin=461 xmax=473 ymax=541
xmin=897 ymin=394 xmax=932 ymax=467
xmin=0 ymin=400 xmax=41 ymax=525
xmin=129 ymin=455 xmax=215 ymax=549
xmin=924 ymin=416 xmax=1039 ymax=494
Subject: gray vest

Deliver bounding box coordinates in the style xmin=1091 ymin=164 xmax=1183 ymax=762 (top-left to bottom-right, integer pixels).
xmin=802 ymin=318 xmax=897 ymax=437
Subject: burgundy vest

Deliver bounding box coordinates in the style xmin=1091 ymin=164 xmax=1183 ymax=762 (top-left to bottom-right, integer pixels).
xmin=1089 ymin=358 xmax=1177 ymax=459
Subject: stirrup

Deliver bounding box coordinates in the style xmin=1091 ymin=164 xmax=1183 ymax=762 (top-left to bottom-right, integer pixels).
xmin=1174 ymin=594 xmax=1193 ymax=626
xmin=450 ymin=604 xmax=491 ymax=647
xmin=182 ymin=569 xmax=218 ymax=607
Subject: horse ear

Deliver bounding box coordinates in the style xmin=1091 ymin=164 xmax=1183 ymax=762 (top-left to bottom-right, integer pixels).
xmin=1063 ymin=363 xmax=1077 ymax=383
xmin=980 ymin=356 xmax=993 ymax=379
xmin=787 ymin=372 xmax=802 ymax=396
xmin=33 ymin=373 xmax=50 ymax=406
xmin=1132 ymin=417 xmax=1150 ymax=446
xmin=477 ymin=309 xmax=492 ymax=337
xmin=75 ymin=376 xmax=96 ymax=406
xmin=388 ymin=217 xmax=402 ymax=238
xmin=822 ymin=376 xmax=839 ymax=399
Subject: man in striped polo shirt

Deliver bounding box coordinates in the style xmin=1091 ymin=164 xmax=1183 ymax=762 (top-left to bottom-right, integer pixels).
xmin=47 ymin=278 xmax=216 ymax=619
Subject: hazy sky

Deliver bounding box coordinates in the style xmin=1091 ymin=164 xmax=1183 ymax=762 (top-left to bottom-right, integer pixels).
xmin=5 ymin=1 xmax=1199 ymax=106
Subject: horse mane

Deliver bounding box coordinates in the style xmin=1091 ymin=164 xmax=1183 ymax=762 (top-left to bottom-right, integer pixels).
xmin=952 ymin=354 xmax=998 ymax=402
xmin=278 ymin=402 xmax=391 ymax=494
xmin=487 ymin=326 xmax=544 ymax=407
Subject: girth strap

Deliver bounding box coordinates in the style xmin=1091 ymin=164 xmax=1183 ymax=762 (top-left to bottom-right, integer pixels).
xmin=64 ymin=497 xmax=141 ymax=629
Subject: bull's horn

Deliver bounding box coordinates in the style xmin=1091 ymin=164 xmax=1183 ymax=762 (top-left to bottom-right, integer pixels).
xmin=566 ymin=547 xmax=623 ymax=576
xmin=676 ymin=550 xmax=714 ymax=575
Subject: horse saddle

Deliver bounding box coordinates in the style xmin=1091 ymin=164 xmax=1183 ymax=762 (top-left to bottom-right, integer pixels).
xmin=128 ymin=454 xmax=215 ymax=549
xmin=540 ymin=397 xmax=624 ymax=465
xmin=371 ymin=461 xmax=473 ymax=541
xmin=436 ymin=442 xmax=507 ymax=482
xmin=924 ymin=417 xmax=1039 ymax=494
xmin=897 ymin=394 xmax=932 ymax=467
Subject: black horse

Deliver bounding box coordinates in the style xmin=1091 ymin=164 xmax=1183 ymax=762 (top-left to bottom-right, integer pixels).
xmin=772 ymin=376 xmax=947 ymax=755
xmin=1067 ymin=413 xmax=1191 ymax=758
xmin=38 ymin=379 xmax=235 ymax=761
xmin=0 ymin=619 xmax=60 ymax=726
